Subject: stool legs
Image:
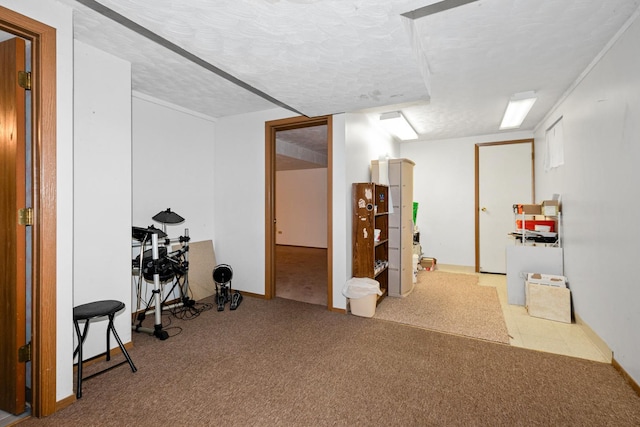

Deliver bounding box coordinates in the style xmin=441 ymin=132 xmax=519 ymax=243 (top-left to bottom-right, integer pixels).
xmin=106 ymin=313 xmax=137 ymax=373
xmin=73 ymin=320 xmax=86 ymax=398
xmin=73 ymin=316 xmax=137 ymax=399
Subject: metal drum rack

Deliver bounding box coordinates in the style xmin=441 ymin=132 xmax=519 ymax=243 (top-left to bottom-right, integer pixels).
xmin=131 ymin=209 xmax=191 ymax=340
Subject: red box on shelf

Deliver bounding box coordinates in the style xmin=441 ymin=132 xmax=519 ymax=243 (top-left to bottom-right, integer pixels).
xmin=515 ymin=219 xmax=556 ymax=232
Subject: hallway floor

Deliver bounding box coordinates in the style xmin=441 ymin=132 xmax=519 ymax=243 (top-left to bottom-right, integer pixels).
xmin=438 ymin=264 xmax=610 ymax=363
xmin=274 ymin=245 xmax=610 ymax=364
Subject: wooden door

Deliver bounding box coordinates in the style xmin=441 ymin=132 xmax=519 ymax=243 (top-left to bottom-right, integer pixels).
xmin=0 ymin=7 xmax=58 ymax=416
xmin=0 ymin=37 xmax=28 ymax=415
xmin=476 ymin=141 xmax=533 ymax=274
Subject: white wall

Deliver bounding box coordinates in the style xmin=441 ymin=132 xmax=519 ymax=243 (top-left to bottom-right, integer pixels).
xmin=214 ymin=110 xmax=394 ymax=310
xmin=132 ymin=95 xmax=216 ymax=241
xmin=0 ymin=0 xmax=75 ymax=401
xmin=534 ymin=13 xmax=640 ymax=384
xmin=276 ymin=168 xmax=327 ymax=248
xmin=131 ymin=95 xmax=217 ymax=305
xmin=331 ymin=113 xmax=348 ymax=309
xmin=213 ymin=108 xmax=295 ymax=295
xmin=73 ymin=41 xmax=132 ymax=358
xmin=401 ymin=131 xmax=533 ymax=266
xmin=344 ymin=113 xmax=400 ymax=184
xmin=343 ymin=113 xmax=399 ymax=306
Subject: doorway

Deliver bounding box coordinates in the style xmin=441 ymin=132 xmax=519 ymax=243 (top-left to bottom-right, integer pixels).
xmin=0 ymin=6 xmax=58 ymax=417
xmin=265 ymin=115 xmax=333 ymax=309
xmin=274 ymin=135 xmax=328 ymax=306
xmin=475 ymin=139 xmax=534 ymax=273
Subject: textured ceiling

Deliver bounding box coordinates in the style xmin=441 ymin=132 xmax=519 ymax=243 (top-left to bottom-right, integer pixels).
xmin=276 ymin=125 xmax=328 ymax=171
xmin=403 ymin=0 xmax=640 ymax=139
xmin=70 ymin=0 xmax=431 ymax=116
xmin=50 ymin=0 xmax=640 ymax=166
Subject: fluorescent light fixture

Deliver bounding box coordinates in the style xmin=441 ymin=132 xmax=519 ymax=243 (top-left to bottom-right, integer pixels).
xmin=500 ymin=91 xmax=537 ymax=130
xmin=379 ymin=111 xmax=418 ymax=141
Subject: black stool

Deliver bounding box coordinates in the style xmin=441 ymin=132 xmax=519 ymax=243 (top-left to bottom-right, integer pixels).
xmin=73 ymin=300 xmax=137 ymax=398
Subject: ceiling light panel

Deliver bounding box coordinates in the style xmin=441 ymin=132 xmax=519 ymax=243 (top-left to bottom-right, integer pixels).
xmin=380 ymin=111 xmax=419 ymax=141
xmin=500 ymin=91 xmax=537 ymax=130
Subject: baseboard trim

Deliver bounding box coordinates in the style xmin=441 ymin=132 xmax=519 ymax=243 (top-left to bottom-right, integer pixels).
xmin=55 ymin=342 xmax=136 ymax=413
xmin=574 ymin=313 xmax=612 ymax=362
xmin=612 ymin=357 xmax=640 ymax=397
xmin=275 ymin=244 xmax=328 ymax=250
xmin=55 ymin=393 xmax=76 ymax=412
xmin=572 ymin=314 xmax=639 ymax=396
xmin=241 ymin=290 xmax=267 ymax=299
xmin=436 ymin=264 xmax=476 ymax=274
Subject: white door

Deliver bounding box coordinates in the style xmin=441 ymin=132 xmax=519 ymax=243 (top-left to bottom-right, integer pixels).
xmin=478 ymin=142 xmax=533 ymax=273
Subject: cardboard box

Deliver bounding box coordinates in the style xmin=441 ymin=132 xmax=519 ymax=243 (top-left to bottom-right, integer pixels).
xmin=542 ymin=200 xmax=560 ymax=216
xmin=420 ymin=257 xmax=436 ymax=271
xmin=525 ymin=273 xmax=571 ymax=323
xmin=515 ymin=204 xmax=542 ymax=215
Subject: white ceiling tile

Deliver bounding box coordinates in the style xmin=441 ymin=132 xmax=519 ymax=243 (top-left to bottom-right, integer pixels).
xmin=53 ymin=0 xmax=640 ymax=146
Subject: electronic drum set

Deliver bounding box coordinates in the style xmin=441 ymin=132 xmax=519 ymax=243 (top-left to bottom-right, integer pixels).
xmin=132 ymin=208 xmax=242 ymax=340
xmin=131 ymin=209 xmax=193 ymax=340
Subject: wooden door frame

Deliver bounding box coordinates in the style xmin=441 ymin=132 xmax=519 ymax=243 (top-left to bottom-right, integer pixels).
xmin=0 ymin=6 xmax=57 ymax=417
xmin=265 ymin=115 xmax=333 ymax=309
xmin=474 ymin=139 xmax=534 ymax=273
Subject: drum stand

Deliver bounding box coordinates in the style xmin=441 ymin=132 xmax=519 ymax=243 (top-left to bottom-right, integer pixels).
xmin=168 ymin=229 xmax=193 ymax=308
xmin=152 ymin=208 xmax=193 ymax=308
xmin=134 ymin=232 xmax=169 ymax=340
xmin=132 ymin=228 xmax=192 ymax=340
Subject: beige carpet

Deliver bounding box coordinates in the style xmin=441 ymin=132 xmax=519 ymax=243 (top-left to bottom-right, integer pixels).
xmin=374 ymin=270 xmax=510 ymax=344
xmin=21 ymin=296 xmax=640 ymax=426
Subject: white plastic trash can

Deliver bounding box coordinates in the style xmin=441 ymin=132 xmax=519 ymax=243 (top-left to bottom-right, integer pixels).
xmin=349 ymin=293 xmax=378 ymax=317
xmin=342 ymin=277 xmax=383 ymax=318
